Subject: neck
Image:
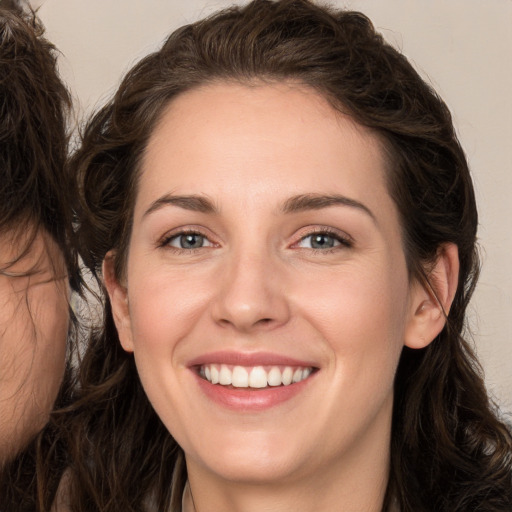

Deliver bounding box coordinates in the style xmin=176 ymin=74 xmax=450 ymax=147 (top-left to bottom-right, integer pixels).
xmin=184 ymin=477 xmax=388 ymax=512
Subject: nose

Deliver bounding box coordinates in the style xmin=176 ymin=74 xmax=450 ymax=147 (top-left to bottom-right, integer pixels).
xmin=210 ymin=248 xmax=291 ymax=333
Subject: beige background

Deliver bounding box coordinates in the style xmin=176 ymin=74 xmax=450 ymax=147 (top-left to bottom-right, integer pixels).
xmin=36 ymin=0 xmax=511 ymax=413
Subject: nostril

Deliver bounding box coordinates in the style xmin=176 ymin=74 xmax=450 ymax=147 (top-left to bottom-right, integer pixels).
xmin=217 ymin=316 xmax=274 ymax=330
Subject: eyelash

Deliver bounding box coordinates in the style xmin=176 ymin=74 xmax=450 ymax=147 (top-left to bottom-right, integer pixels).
xmin=158 ymin=229 xmax=215 ymax=252
xmin=158 ymin=227 xmax=353 ymax=253
xmin=293 ymin=228 xmax=353 ymax=253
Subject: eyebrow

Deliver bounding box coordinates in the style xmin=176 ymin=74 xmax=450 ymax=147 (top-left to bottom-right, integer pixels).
xmin=143 ymin=194 xmax=218 ymax=217
xmin=143 ymin=192 xmax=375 ymax=222
xmin=282 ymin=193 xmax=376 ymax=222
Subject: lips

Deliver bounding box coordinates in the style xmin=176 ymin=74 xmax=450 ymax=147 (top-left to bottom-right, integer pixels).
xmin=189 ymin=351 xmax=318 ymax=410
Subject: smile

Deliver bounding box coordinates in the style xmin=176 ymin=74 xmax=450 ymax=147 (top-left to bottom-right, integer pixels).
xmin=199 ymin=364 xmax=313 ymax=388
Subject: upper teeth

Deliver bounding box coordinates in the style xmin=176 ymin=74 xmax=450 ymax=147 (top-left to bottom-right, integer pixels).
xmin=200 ymin=364 xmax=313 ymax=388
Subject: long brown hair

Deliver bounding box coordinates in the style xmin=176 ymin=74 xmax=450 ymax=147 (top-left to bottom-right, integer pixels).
xmin=0 ymin=0 xmax=81 ymax=507
xmin=60 ymin=0 xmax=512 ymax=510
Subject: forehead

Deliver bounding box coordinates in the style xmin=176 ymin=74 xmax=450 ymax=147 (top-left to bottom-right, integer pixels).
xmin=137 ymin=81 xmax=392 ymax=216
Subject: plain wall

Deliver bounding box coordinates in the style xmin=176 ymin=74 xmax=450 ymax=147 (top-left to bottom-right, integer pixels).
xmin=37 ymin=0 xmax=512 ymax=413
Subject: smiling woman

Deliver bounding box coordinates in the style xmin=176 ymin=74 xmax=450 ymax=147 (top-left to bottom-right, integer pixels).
xmin=56 ymin=0 xmax=512 ymax=511
xmin=108 ymin=84 xmax=417 ymax=499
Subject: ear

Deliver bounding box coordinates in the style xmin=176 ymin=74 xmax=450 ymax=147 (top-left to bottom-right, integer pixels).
xmin=404 ymin=243 xmax=459 ymax=349
xmin=102 ymin=251 xmax=134 ymax=353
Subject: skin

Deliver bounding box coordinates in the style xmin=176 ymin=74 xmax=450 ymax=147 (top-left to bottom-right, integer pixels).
xmin=0 ymin=228 xmax=69 ymax=464
xmin=106 ymin=82 xmax=458 ymax=512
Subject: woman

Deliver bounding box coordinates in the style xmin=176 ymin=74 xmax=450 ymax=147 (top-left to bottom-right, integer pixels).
xmin=63 ymin=0 xmax=512 ymax=510
xmin=0 ymin=0 xmax=80 ymax=503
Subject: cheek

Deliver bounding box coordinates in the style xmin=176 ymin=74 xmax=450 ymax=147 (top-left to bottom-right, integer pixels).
xmin=30 ymin=278 xmax=69 ymax=380
xmin=280 ymin=261 xmax=409 ymax=454
xmin=0 ymin=276 xmax=69 ymax=460
xmin=127 ymin=265 xmax=212 ymax=362
xmin=294 ymin=259 xmax=409 ymax=385
xmin=299 ymin=259 xmax=408 ymax=337
xmin=126 ymin=270 xmax=207 ymax=435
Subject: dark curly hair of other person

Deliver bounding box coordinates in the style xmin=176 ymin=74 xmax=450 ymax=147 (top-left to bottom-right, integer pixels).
xmin=41 ymin=1 xmax=512 ymax=511
xmin=0 ymin=2 xmax=77 ymax=281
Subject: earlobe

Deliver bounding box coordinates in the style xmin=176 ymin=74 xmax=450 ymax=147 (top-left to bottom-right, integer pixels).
xmin=102 ymin=252 xmax=134 ymax=353
xmin=404 ymin=243 xmax=459 ymax=349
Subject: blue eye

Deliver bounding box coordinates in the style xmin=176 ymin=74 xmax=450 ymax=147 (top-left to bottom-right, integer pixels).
xmin=167 ymin=233 xmax=212 ymax=249
xmin=297 ymin=232 xmax=349 ymax=250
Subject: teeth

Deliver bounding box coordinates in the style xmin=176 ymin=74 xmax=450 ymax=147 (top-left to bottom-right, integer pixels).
xmin=232 ymin=366 xmax=249 ymax=388
xmin=248 ymin=366 xmax=267 ymax=388
xmin=219 ymin=364 xmax=232 ymax=385
xmin=200 ymin=364 xmax=314 ymax=388
xmin=267 ymin=367 xmax=282 ymax=387
xmin=282 ymin=367 xmax=293 ymax=386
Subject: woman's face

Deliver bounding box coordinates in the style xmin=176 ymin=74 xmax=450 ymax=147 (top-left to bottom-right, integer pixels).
xmin=0 ymin=229 xmax=68 ymax=463
xmin=109 ymin=82 xmax=429 ymax=488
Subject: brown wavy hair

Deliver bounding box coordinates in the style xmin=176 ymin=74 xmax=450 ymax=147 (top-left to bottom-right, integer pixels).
xmin=0 ymin=0 xmax=81 ymax=507
xmin=55 ymin=0 xmax=512 ymax=510
xmin=0 ymin=1 xmax=77 ymax=283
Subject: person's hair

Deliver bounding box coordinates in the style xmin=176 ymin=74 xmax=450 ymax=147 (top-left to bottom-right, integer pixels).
xmin=0 ymin=0 xmax=81 ymax=506
xmin=0 ymin=1 xmax=78 ymax=286
xmin=59 ymin=0 xmax=512 ymax=510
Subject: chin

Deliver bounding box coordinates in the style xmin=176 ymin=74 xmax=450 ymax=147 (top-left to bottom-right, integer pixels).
xmin=183 ymin=428 xmax=315 ymax=485
xmin=203 ymin=456 xmax=305 ymax=485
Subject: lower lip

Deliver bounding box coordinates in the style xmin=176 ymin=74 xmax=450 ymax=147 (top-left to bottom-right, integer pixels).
xmin=194 ymin=372 xmax=315 ymax=411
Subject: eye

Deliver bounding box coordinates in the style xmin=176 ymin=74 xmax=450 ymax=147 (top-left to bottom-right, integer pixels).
xmin=165 ymin=232 xmax=214 ymax=250
xmin=295 ymin=231 xmax=351 ymax=250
